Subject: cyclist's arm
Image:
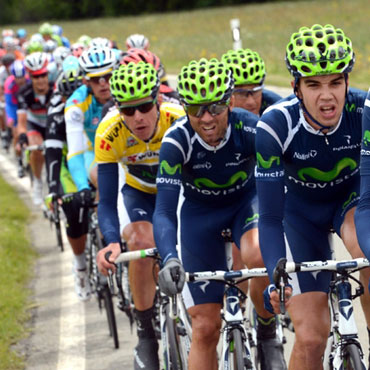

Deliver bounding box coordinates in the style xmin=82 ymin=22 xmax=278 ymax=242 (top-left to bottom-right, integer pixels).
xmin=153 ymin=140 xmax=183 ymax=264
xmin=97 ymin=162 xmax=121 ymax=245
xmin=255 ymin=119 xmax=286 ymax=282
xmin=354 ymin=88 xmax=370 ymax=260
xmin=16 ymin=91 xmax=27 ymax=134
xmin=4 ymin=90 xmax=17 ymax=126
xmin=65 ymin=105 xmax=90 ymax=191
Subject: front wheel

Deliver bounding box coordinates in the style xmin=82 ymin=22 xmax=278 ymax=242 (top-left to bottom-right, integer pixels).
xmin=102 ymin=284 xmax=119 ymax=349
xmin=342 ymin=343 xmax=366 ymax=370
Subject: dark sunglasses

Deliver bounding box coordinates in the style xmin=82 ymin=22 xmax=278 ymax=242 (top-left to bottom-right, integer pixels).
xmin=233 ymin=85 xmax=264 ymax=98
xmin=185 ymin=102 xmax=229 ymax=118
xmin=118 ymin=100 xmax=155 ymax=116
xmin=31 ymin=73 xmax=48 ymax=79
xmin=90 ymin=73 xmax=112 ymax=84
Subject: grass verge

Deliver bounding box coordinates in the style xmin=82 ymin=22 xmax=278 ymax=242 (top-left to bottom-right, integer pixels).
xmin=6 ymin=0 xmax=370 ymax=89
xmin=0 ymin=174 xmax=36 ymax=370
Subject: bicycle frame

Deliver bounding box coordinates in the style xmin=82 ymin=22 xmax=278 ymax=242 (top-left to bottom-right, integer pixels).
xmin=276 ymin=258 xmax=369 ymax=370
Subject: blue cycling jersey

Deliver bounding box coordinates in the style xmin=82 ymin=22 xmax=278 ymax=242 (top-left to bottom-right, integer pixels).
xmin=259 ymin=88 xmax=282 ymax=116
xmin=153 ymin=107 xmax=259 ymax=263
xmin=355 ymin=88 xmax=370 ymax=261
xmin=256 ymin=88 xmax=367 ymax=281
xmin=65 ymin=85 xmax=104 ymax=190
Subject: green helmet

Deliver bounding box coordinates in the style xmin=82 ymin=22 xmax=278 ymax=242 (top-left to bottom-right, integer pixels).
xmin=26 ymin=40 xmax=44 ymax=54
xmin=177 ymin=58 xmax=233 ymax=105
xmin=110 ymin=61 xmax=159 ymax=103
xmin=39 ymin=22 xmax=53 ymax=36
xmin=221 ymin=48 xmax=265 ymax=85
xmin=286 ymin=24 xmax=355 ymax=78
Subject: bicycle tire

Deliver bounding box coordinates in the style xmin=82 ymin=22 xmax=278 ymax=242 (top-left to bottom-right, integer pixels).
xmin=231 ymin=328 xmax=248 ymax=370
xmin=163 ymin=303 xmax=182 ymax=370
xmin=55 ymin=220 xmax=64 ymax=252
xmin=342 ymin=343 xmax=365 ymax=370
xmin=102 ymin=284 xmax=119 ymax=349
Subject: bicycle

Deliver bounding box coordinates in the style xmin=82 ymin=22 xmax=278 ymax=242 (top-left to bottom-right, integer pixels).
xmin=85 ymin=203 xmax=120 ymax=349
xmin=111 ymin=247 xmax=192 ymax=370
xmin=43 ymin=193 xmax=65 ymax=252
xmin=273 ymin=257 xmax=369 ymax=370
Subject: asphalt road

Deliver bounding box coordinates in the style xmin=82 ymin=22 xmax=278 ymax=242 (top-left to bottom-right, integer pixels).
xmin=0 ymin=82 xmax=368 ymax=369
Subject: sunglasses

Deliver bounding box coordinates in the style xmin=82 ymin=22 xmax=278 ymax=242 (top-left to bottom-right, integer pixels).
xmin=89 ymin=73 xmax=112 ymax=84
xmin=185 ymin=102 xmax=229 ymax=118
xmin=233 ymin=85 xmax=264 ymax=97
xmin=31 ymin=73 xmax=48 ymax=79
xmin=118 ymin=100 xmax=155 ymax=116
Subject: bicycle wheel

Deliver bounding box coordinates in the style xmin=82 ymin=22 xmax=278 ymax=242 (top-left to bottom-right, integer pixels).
xmin=162 ymin=303 xmax=182 ymax=370
xmin=102 ymin=283 xmax=119 ymax=349
xmin=55 ymin=221 xmax=64 ymax=251
xmin=231 ymin=328 xmax=249 ymax=370
xmin=342 ymin=343 xmax=365 ymax=370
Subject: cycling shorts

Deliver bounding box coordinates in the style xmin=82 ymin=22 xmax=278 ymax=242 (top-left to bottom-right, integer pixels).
xmin=283 ymin=180 xmax=360 ymax=296
xmin=26 ymin=121 xmax=46 ymax=139
xmin=180 ymin=190 xmax=258 ymax=308
xmin=61 ymin=195 xmax=88 ymax=239
xmin=121 ymin=184 xmax=156 ymax=223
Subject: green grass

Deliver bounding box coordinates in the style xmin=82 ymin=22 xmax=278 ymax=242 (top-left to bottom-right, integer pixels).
xmin=0 ymin=175 xmax=36 ymax=370
xmin=7 ymin=0 xmax=370 ymax=89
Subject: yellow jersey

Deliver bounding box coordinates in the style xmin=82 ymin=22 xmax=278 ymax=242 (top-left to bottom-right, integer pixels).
xmin=95 ymin=102 xmax=185 ymax=194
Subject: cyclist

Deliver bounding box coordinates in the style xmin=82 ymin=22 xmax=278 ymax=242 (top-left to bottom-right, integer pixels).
xmin=17 ymin=52 xmax=53 ymax=205
xmin=4 ymin=60 xmax=29 ymax=176
xmin=125 ymin=34 xmax=150 ymax=51
xmin=256 ymin=24 xmax=370 ymax=370
xmin=44 ymin=65 xmax=91 ymax=300
xmin=221 ymin=48 xmax=282 ymax=116
xmin=65 ymin=46 xmax=116 ymax=196
xmin=95 ymin=61 xmax=184 ymax=370
xmin=153 ymin=58 xmax=286 ymax=370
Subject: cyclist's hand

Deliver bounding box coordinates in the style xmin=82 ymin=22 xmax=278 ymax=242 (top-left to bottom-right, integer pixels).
xmin=18 ymin=132 xmax=28 ymax=146
xmin=263 ymin=284 xmax=292 ymax=314
xmin=97 ymin=243 xmax=121 ymax=276
xmin=75 ymin=188 xmax=93 ymax=207
xmin=158 ymin=258 xmax=185 ymax=296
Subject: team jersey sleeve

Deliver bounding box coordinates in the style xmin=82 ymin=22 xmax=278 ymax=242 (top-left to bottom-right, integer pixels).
xmin=255 ymin=111 xmax=287 ymax=281
xmin=4 ymin=92 xmax=17 ymax=124
xmin=355 ymin=88 xmax=370 ymax=260
xmin=97 ymin=163 xmax=121 ymax=245
xmin=153 ymin=128 xmax=186 ymax=263
xmin=65 ymin=105 xmax=89 ymax=190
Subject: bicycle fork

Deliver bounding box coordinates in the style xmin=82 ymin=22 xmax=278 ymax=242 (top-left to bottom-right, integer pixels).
xmin=219 ymin=286 xmax=255 ymax=370
xmin=325 ymin=279 xmax=366 ymax=369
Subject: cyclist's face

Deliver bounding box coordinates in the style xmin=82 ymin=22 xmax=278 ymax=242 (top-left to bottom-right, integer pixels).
xmin=118 ymin=96 xmax=159 ymax=141
xmin=232 ymin=83 xmax=263 ymax=115
xmin=187 ymin=97 xmax=234 ymax=147
xmin=31 ymin=73 xmax=49 ymax=94
xmin=87 ymin=72 xmax=112 ymax=105
xmin=296 ymin=73 xmax=347 ymax=129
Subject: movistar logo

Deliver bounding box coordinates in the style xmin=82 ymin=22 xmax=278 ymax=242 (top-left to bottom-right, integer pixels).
xmin=235 ymin=121 xmax=243 ymax=129
xmin=194 ymin=171 xmax=247 ymax=188
xmin=245 ymin=214 xmax=259 ymax=224
xmin=342 ymin=192 xmax=357 ymax=209
xmin=297 ymin=158 xmax=357 ymax=182
xmin=345 ymin=103 xmax=356 ymax=112
xmin=256 ymin=152 xmax=280 ymax=169
xmin=160 ymin=160 xmax=182 ymax=175
xmin=363 ymin=130 xmax=370 ymax=146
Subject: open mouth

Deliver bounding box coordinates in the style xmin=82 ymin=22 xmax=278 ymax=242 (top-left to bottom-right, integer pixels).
xmin=319 ymin=105 xmax=336 ymax=119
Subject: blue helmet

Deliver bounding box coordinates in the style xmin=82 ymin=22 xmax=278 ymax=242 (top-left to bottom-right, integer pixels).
xmin=11 ymin=60 xmax=26 ymax=78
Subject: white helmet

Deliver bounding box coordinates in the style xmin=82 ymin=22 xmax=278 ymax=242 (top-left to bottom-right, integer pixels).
xmin=53 ymin=46 xmax=71 ymax=67
xmin=24 ymin=52 xmax=49 ymax=75
xmin=89 ymin=37 xmax=111 ymax=49
xmin=78 ymin=47 xmax=116 ymax=78
xmin=125 ymin=34 xmax=149 ymax=50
